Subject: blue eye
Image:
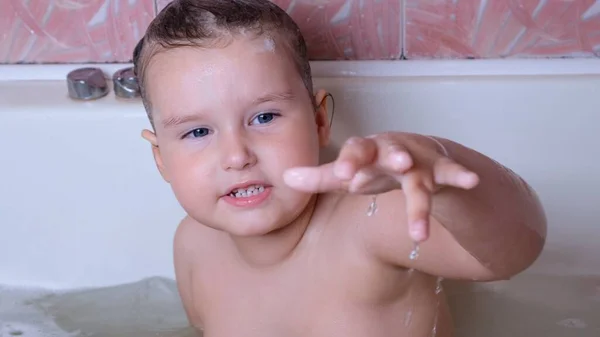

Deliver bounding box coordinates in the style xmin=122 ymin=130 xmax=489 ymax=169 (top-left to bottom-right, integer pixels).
xmin=184 ymin=127 xmax=210 ymax=139
xmin=251 ymin=112 xmax=279 ymax=125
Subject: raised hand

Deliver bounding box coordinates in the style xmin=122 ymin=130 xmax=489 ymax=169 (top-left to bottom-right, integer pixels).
xmin=283 ymin=132 xmax=480 ymax=242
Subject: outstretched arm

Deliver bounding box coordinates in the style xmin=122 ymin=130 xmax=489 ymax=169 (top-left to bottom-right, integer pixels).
xmin=284 ymin=133 xmax=547 ymax=281
xmin=427 ymin=137 xmax=546 ymax=278
xmin=357 ymin=136 xmax=547 ymax=280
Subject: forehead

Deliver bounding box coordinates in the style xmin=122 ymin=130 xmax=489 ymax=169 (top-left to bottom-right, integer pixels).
xmin=144 ymin=36 xmax=305 ymax=120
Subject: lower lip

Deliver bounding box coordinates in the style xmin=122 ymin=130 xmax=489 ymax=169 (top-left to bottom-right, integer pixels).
xmin=222 ymin=187 xmax=272 ymax=207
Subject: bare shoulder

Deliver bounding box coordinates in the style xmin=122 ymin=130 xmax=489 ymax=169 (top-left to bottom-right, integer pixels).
xmin=173 ymin=216 xmax=210 ymax=273
xmin=174 ymin=215 xmax=205 ymax=254
xmin=173 ymin=216 xmax=207 ymax=329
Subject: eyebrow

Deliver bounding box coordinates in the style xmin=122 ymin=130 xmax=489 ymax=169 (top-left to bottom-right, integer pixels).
xmin=160 ymin=91 xmax=296 ymax=129
xmin=161 ymin=114 xmax=202 ymax=129
xmin=252 ymin=91 xmax=296 ymax=105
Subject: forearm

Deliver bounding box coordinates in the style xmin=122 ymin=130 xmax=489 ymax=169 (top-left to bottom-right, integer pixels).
xmin=429 ymin=136 xmax=547 ymax=279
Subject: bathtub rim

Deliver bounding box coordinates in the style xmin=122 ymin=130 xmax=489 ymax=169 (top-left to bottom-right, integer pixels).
xmin=1 ymin=59 xmax=599 ymax=82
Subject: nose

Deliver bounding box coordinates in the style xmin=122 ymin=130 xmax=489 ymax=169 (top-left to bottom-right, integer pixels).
xmin=219 ymin=130 xmax=257 ymax=171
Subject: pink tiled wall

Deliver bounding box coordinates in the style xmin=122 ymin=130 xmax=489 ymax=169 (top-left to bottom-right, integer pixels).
xmin=1 ymin=0 xmax=599 ymax=63
xmin=269 ymin=0 xmax=402 ymax=60
xmin=0 ymin=0 xmax=155 ymax=63
xmin=405 ymin=0 xmax=600 ymax=58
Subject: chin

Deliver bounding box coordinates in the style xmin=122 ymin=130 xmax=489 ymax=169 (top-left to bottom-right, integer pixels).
xmin=224 ymin=217 xmax=287 ymax=237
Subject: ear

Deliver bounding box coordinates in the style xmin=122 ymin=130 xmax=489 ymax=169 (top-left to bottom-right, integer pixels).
xmin=141 ymin=129 xmax=170 ymax=182
xmin=313 ymin=89 xmax=331 ymax=148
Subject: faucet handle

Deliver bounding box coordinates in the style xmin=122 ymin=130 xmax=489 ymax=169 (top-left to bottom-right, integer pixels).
xmin=66 ymin=67 xmax=109 ymax=100
xmin=113 ymin=67 xmax=141 ymax=99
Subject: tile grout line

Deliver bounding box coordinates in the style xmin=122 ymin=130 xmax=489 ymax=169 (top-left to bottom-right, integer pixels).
xmin=401 ymin=0 xmax=406 ymax=59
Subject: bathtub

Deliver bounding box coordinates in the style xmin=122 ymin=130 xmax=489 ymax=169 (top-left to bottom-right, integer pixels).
xmin=1 ymin=59 xmax=599 ymax=337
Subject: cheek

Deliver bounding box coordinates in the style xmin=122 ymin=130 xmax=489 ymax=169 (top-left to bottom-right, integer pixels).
xmin=162 ymin=148 xmax=213 ymax=191
xmin=262 ymin=127 xmax=320 ymax=168
xmin=295 ymin=120 xmax=322 ymax=162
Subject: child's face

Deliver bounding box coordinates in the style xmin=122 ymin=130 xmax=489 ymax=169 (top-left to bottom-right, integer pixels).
xmin=142 ymin=35 xmax=330 ymax=236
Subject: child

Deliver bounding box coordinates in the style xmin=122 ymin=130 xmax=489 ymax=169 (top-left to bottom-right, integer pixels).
xmin=132 ymin=0 xmax=547 ymax=336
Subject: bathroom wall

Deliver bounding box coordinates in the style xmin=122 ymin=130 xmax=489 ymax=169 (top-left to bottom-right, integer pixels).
xmin=1 ymin=0 xmax=599 ymax=63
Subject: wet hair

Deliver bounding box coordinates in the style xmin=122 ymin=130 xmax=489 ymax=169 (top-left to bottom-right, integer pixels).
xmin=132 ymin=0 xmax=314 ymax=125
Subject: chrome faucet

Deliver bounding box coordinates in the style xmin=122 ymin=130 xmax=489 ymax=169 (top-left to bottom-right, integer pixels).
xmin=66 ymin=67 xmax=109 ymax=100
xmin=112 ymin=67 xmax=140 ymax=99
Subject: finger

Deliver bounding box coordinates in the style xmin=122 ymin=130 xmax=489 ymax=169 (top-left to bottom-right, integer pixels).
xmin=347 ymin=174 xmax=398 ymax=195
xmin=372 ymin=137 xmax=414 ymax=174
xmin=333 ymin=137 xmax=377 ymax=180
xmin=346 ymin=167 xmax=378 ymax=193
xmin=283 ymin=163 xmax=347 ymax=193
xmin=433 ymin=157 xmax=480 ymax=189
xmin=402 ymin=171 xmax=434 ymax=242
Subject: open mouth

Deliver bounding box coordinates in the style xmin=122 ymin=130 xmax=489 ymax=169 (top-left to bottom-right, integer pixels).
xmin=228 ymin=184 xmax=266 ymax=198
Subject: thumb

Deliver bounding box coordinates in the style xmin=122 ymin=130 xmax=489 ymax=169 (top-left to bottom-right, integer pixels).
xmin=283 ymin=163 xmax=347 ymax=193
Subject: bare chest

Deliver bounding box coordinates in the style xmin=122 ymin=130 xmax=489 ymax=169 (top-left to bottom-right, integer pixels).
xmin=188 ymin=253 xmax=449 ymax=337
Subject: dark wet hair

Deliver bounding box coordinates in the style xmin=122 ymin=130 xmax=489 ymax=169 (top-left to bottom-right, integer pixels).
xmin=132 ymin=0 xmax=313 ymax=125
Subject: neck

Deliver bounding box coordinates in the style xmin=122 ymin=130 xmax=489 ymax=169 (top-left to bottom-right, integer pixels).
xmin=230 ymin=195 xmax=318 ymax=268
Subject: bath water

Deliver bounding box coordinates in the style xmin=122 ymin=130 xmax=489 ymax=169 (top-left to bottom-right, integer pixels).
xmin=1 ymin=274 xmax=598 ymax=337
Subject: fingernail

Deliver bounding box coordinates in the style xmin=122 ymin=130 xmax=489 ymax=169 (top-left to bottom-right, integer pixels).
xmin=346 ymin=137 xmax=362 ymax=144
xmin=283 ymin=169 xmax=305 ymax=186
xmin=391 ymin=152 xmax=411 ymax=169
xmin=459 ymin=172 xmax=479 ymax=187
xmin=410 ymin=221 xmax=427 ymax=242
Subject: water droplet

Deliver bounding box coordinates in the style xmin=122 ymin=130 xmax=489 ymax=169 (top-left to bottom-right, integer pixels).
xmin=404 ymin=310 xmax=413 ymax=326
xmin=405 ymin=269 xmax=416 ymax=328
xmin=435 ymin=277 xmax=443 ymax=294
xmin=366 ymin=195 xmax=378 ymax=216
xmin=430 ymin=277 xmax=444 ymax=336
xmin=409 ymin=242 xmax=420 ymax=260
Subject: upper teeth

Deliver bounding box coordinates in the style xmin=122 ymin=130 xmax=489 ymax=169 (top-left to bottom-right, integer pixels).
xmin=231 ymin=185 xmax=265 ymax=197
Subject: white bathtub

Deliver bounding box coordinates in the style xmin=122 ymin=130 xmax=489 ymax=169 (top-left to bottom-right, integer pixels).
xmin=1 ymin=60 xmax=599 ymax=337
